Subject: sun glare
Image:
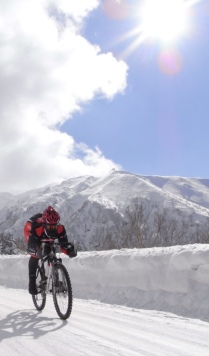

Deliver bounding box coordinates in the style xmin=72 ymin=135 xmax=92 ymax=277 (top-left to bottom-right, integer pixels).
xmin=106 ymin=0 xmax=197 ymax=63
xmin=140 ymin=0 xmax=189 ymax=43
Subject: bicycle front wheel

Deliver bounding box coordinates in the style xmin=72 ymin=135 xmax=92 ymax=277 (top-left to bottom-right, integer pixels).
xmin=52 ymin=264 xmax=72 ymax=320
xmin=32 ymin=265 xmax=46 ymax=311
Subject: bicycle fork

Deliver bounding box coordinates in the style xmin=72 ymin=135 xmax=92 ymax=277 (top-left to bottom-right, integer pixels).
xmin=45 ymin=261 xmax=58 ymax=293
xmin=44 ymin=262 xmax=53 ymax=293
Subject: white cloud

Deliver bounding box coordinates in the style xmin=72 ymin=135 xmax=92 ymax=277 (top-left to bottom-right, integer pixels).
xmin=0 ymin=0 xmax=127 ymax=194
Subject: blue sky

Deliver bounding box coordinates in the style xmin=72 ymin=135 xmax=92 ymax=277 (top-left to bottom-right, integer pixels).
xmin=63 ymin=0 xmax=209 ymax=178
xmin=1 ymin=0 xmax=209 ymax=194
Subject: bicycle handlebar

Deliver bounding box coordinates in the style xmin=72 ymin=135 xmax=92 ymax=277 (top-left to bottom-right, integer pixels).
xmin=40 ymin=239 xmax=55 ymax=243
xmin=40 ymin=239 xmax=70 ymax=246
xmin=39 ymin=239 xmax=75 ymax=263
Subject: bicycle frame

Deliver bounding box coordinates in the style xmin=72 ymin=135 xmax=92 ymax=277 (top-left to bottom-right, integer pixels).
xmin=32 ymin=238 xmax=73 ymax=319
xmin=39 ymin=239 xmax=62 ymax=294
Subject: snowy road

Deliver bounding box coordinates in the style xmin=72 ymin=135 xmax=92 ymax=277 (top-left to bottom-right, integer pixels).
xmin=0 ymin=287 xmax=209 ymax=355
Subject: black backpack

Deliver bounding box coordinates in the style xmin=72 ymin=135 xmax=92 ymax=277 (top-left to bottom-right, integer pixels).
xmin=28 ymin=213 xmax=43 ymax=235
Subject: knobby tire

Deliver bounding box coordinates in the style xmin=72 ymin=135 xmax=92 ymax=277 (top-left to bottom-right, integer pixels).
xmin=52 ymin=263 xmax=73 ymax=320
xmin=32 ymin=265 xmax=46 ymax=311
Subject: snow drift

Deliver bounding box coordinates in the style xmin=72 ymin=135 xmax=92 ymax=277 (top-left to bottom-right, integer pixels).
xmin=1 ymin=243 xmax=209 ymax=320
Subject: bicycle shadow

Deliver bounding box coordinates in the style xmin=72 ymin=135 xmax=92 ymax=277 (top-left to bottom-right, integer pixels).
xmin=0 ymin=309 xmax=66 ymax=342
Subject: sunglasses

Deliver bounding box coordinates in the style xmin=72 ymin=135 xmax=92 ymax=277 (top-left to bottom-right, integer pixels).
xmin=45 ymin=224 xmax=58 ymax=230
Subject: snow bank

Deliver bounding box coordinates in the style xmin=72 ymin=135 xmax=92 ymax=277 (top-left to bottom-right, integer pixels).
xmin=1 ymin=244 xmax=209 ymax=319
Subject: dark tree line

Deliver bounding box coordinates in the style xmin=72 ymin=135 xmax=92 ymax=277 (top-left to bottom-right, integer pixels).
xmin=0 ymin=233 xmax=18 ymax=254
xmin=79 ymin=199 xmax=209 ymax=251
xmin=1 ymin=199 xmax=209 ymax=253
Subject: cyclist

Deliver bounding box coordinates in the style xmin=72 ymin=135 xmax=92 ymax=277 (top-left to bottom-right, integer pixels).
xmin=24 ymin=206 xmax=77 ymax=295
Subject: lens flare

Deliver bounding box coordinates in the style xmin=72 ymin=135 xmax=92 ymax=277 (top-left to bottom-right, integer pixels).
xmin=102 ymin=0 xmax=129 ymax=20
xmin=158 ymin=49 xmax=183 ymax=75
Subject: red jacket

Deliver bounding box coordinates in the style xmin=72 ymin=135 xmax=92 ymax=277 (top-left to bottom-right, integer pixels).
xmin=24 ymin=216 xmax=69 ymax=255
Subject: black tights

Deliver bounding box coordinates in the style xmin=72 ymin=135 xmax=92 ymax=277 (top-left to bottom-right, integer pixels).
xmin=29 ymin=256 xmax=39 ymax=278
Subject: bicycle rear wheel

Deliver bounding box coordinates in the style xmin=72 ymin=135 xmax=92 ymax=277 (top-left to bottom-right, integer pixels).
xmin=32 ymin=265 xmax=46 ymax=311
xmin=52 ymin=264 xmax=72 ymax=320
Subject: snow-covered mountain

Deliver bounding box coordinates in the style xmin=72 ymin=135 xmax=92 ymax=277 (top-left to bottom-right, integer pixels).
xmin=1 ymin=170 xmax=209 ymax=250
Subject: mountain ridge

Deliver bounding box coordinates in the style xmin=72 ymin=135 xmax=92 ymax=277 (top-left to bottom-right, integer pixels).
xmin=1 ymin=170 xmax=209 ymax=250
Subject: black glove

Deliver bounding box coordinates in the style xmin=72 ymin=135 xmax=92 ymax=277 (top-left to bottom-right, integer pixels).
xmin=66 ymin=243 xmax=77 ymax=258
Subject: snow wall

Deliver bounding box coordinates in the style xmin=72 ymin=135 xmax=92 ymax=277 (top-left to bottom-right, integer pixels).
xmin=1 ymin=244 xmax=209 ymax=319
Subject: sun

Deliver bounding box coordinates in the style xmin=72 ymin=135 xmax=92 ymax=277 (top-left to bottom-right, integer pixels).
xmin=109 ymin=0 xmax=196 ymax=60
xmin=140 ymin=0 xmax=189 ymax=43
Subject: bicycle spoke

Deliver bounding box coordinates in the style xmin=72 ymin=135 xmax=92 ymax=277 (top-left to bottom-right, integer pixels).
xmin=52 ymin=264 xmax=72 ymax=320
xmin=31 ymin=240 xmax=74 ymax=320
xmin=32 ymin=266 xmax=46 ymax=311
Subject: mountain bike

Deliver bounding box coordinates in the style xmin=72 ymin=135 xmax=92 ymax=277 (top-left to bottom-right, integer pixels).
xmin=32 ymin=239 xmax=73 ymax=320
